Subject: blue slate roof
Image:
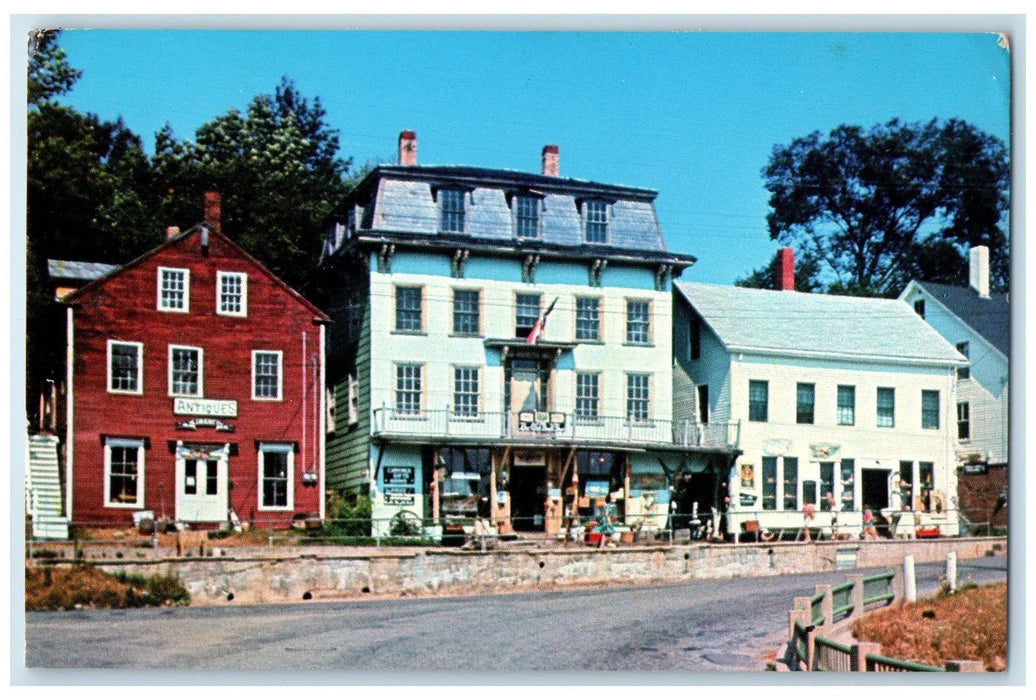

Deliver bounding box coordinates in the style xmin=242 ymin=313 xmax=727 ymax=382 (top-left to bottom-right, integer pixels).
xmin=331 ymin=164 xmax=676 ymax=258
xmin=676 ymin=281 xmax=965 ymax=366
xmin=911 ymin=281 xmax=1010 ymax=357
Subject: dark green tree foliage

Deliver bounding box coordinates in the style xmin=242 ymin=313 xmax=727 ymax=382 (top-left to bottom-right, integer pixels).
xmin=151 ymin=78 xmax=353 ymax=287
xmin=761 ymin=118 xmax=1009 ymax=296
xmin=26 ymin=31 xmax=160 ymax=416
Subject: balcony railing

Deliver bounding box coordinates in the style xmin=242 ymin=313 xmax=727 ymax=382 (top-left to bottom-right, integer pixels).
xmin=371 ymin=407 xmax=740 ymax=449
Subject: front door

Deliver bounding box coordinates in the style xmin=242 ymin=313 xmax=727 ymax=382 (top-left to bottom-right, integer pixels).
xmin=510 ymin=465 xmax=546 ymax=531
xmin=509 ymin=359 xmax=546 ymax=414
xmin=175 ymin=445 xmax=229 ymax=522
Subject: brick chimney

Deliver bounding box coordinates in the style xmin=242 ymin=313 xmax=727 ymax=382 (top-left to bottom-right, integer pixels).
xmin=203 ymin=189 xmax=221 ymax=235
xmin=777 ymin=247 xmax=795 ymax=291
xmin=541 ymin=145 xmax=559 ymax=177
xmin=165 ymin=226 xmax=181 ymax=240
xmin=969 ymin=245 xmax=990 ymax=298
xmin=398 ymin=130 xmax=417 ymax=166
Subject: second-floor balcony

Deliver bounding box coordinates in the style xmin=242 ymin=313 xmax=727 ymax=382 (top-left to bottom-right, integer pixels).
xmin=371 ymin=407 xmax=741 ymax=451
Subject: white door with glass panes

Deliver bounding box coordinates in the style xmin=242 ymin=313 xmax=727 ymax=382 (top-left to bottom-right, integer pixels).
xmin=175 ymin=445 xmax=229 ymax=522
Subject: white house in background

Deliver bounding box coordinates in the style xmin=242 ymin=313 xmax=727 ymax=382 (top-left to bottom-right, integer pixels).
xmin=899 ymin=246 xmax=1009 ymax=526
xmin=673 ymin=250 xmax=966 ymax=538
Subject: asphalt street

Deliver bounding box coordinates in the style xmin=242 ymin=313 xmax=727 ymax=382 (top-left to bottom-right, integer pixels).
xmin=22 ymin=554 xmax=1008 ymax=678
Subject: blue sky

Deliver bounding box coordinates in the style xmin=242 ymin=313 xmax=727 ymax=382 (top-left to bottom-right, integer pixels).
xmin=51 ymin=28 xmax=1011 ymax=285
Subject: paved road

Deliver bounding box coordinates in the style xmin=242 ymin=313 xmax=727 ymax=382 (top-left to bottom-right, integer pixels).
xmin=23 ymin=555 xmax=1007 ymax=675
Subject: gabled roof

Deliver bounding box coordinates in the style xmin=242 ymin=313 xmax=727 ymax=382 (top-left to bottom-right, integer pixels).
xmin=65 ymin=225 xmax=329 ymax=322
xmin=47 ymin=259 xmax=118 ymax=282
xmin=675 ymin=282 xmax=964 ymax=366
xmin=907 ymin=281 xmax=1009 ymax=358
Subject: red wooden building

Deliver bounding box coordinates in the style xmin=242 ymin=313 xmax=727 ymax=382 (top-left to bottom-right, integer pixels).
xmin=63 ymin=206 xmax=329 ymax=527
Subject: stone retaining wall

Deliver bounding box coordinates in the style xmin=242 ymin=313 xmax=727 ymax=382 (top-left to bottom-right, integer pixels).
xmin=36 ymin=537 xmax=1006 ymax=606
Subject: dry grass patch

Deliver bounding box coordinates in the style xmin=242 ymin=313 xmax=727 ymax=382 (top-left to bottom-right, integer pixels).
xmin=26 ymin=564 xmax=190 ymax=611
xmin=852 ymin=582 xmax=1006 ymax=671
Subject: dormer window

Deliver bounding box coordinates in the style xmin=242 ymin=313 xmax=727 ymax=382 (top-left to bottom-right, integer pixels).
xmin=584 ymin=199 xmax=609 ymax=243
xmin=440 ymin=188 xmax=466 ymax=233
xmin=514 ymin=195 xmax=541 ymax=239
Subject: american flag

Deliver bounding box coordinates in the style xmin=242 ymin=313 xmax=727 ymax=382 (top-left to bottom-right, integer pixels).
xmin=525 ymin=297 xmax=558 ymax=344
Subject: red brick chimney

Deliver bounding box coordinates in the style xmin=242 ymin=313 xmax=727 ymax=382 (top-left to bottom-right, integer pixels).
xmin=778 ymin=247 xmax=795 ymax=291
xmin=203 ymin=190 xmax=221 ymax=235
xmin=541 ymin=145 xmax=559 ymax=177
xmin=398 ymin=130 xmax=417 ymax=166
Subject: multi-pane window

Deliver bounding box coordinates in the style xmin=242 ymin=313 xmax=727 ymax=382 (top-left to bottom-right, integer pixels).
xmin=105 ymin=438 xmax=143 ymax=507
xmin=259 ymin=444 xmax=293 ymax=509
xmin=252 ymin=350 xmax=282 ymax=400
xmin=956 ymin=342 xmax=970 ymax=380
xmin=921 ymin=390 xmax=940 ymax=429
xmin=395 ymin=364 xmax=422 ymax=415
xmin=876 ymin=387 xmax=895 ymax=428
xmin=452 ymin=289 xmax=480 ymax=335
xmin=957 ymin=401 xmax=971 ymax=440
xmin=575 ymin=297 xmax=600 ymax=341
xmin=584 ymin=199 xmax=608 ymax=243
xmin=453 ymin=367 xmax=480 ymax=417
xmin=217 ymin=272 xmax=247 ymax=316
xmin=514 ymin=195 xmax=540 ymax=238
xmin=440 ymin=188 xmax=466 ymax=233
xmin=762 ymin=457 xmax=778 ymax=510
xmin=837 ymin=385 xmax=856 ymax=425
xmin=395 ymin=286 xmax=423 ymax=332
xmin=169 ymin=346 xmax=201 ymax=397
xmin=108 ymin=341 xmax=142 ymax=394
xmin=782 ymin=457 xmax=798 ymax=510
xmin=796 ymin=383 xmax=815 ymax=424
xmin=515 ymin=293 xmax=541 ymax=338
xmin=575 ymin=372 xmax=600 ymax=422
xmin=749 ymin=380 xmax=768 ymax=422
xmin=626 ymin=300 xmax=650 ymax=344
xmin=158 ymin=267 xmax=189 ymax=312
xmin=626 ymin=373 xmax=650 ymax=422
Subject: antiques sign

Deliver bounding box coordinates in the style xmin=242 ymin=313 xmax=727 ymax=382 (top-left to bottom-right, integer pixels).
xmin=384 ymin=466 xmax=416 ymax=505
xmin=174 ymin=398 xmax=238 ymax=418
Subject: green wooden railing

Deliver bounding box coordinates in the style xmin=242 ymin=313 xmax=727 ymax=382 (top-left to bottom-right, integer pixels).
xmin=866 ymin=653 xmax=947 ymax=672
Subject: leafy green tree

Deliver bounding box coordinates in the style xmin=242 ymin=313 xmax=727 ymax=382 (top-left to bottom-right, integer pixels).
xmin=26 ymin=32 xmax=160 ymax=420
xmin=151 ymin=77 xmax=353 ymax=287
xmin=761 ymin=118 xmax=1009 ymax=296
xmin=27 ymin=29 xmax=81 ymax=106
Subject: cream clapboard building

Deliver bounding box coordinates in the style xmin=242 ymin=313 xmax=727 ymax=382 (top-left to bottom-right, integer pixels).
xmin=312 ymin=133 xmax=734 ymax=537
xmin=673 ymin=268 xmax=966 ymax=538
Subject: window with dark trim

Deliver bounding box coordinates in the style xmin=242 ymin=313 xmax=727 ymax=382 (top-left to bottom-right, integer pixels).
xmin=837 ymin=385 xmax=855 ymax=425
xmin=782 ymin=457 xmax=798 ymax=510
xmin=514 ymin=195 xmax=540 ymax=238
xmin=452 ymin=289 xmax=480 ymax=335
xmin=876 ymin=387 xmax=895 ymax=428
xmin=515 ymin=293 xmax=541 ymax=338
xmin=749 ymin=380 xmax=768 ymax=422
xmin=796 ymin=383 xmax=815 ymax=424
xmin=584 ymin=199 xmax=608 ymax=243
xmin=762 ymin=457 xmax=778 ymax=510
xmin=395 ymin=286 xmax=423 ymax=332
xmin=575 ymin=297 xmax=600 ymax=341
xmin=921 ymin=390 xmax=940 ymax=429
xmin=957 ymin=401 xmax=970 ymax=440
xmin=440 ymin=188 xmax=466 ymax=233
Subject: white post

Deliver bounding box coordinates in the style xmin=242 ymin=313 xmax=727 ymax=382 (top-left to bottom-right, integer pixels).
xmin=904 ymin=555 xmax=917 ymax=602
xmin=946 ymin=552 xmax=957 ymax=592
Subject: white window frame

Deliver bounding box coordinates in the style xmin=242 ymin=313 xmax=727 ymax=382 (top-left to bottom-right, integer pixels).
xmin=157 ymin=266 xmax=190 ymax=313
xmin=575 ymin=372 xmax=601 ymax=423
xmin=252 ymin=350 xmax=284 ymax=401
xmin=107 ymin=340 xmax=143 ymax=395
xmin=395 ymin=363 xmax=423 ymax=416
xmin=257 ymin=442 xmax=294 ymax=511
xmin=452 ymin=366 xmax=481 ymax=418
xmin=168 ymin=345 xmax=203 ymax=397
xmin=104 ymin=437 xmax=145 ymax=509
xmin=625 ymin=299 xmax=651 ymax=344
xmin=216 ymin=271 xmax=248 ymax=317
xmin=583 ymin=199 xmax=609 ymax=244
xmin=626 ymin=372 xmax=651 ymax=423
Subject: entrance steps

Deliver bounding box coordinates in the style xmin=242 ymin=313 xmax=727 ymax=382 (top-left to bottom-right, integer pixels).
xmin=26 ymin=433 xmax=69 ymax=540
